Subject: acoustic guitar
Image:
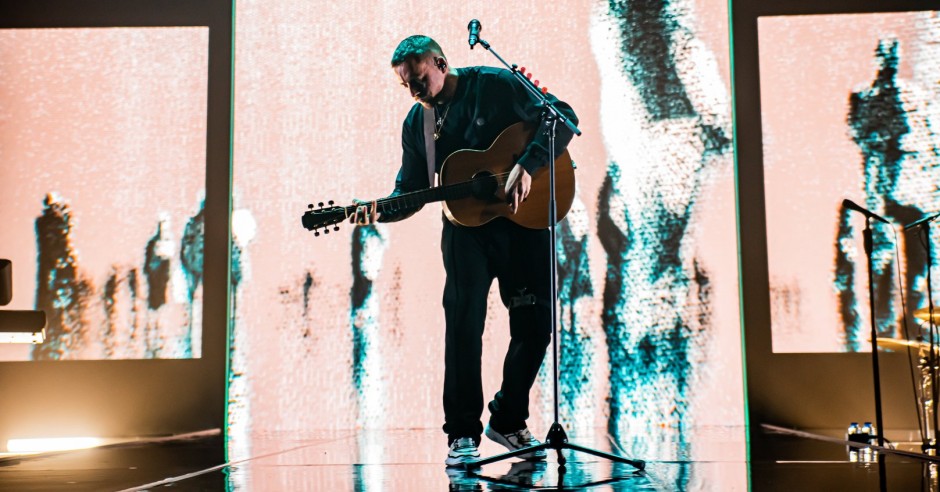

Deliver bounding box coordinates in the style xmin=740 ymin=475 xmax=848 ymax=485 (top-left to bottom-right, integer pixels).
xmin=302 ymin=122 xmax=575 ymax=235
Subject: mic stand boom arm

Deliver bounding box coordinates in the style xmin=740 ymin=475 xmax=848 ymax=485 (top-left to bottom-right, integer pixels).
xmin=472 ymin=38 xmax=581 ymax=137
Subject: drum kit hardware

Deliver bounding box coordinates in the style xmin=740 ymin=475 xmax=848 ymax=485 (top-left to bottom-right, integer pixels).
xmin=891 ymin=212 xmax=939 ymax=454
xmin=873 ymin=308 xmax=940 ymax=352
xmin=876 ymin=336 xmax=935 ymax=352
xmin=915 ymin=307 xmax=940 ymax=324
xmin=875 ymin=306 xmax=940 ymax=453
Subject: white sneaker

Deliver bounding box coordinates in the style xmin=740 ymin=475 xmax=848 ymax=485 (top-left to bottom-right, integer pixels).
xmin=445 ymin=437 xmax=481 ymax=467
xmin=484 ymin=425 xmax=547 ymax=460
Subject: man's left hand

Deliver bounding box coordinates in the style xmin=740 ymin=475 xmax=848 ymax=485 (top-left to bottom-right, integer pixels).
xmin=502 ymin=163 xmax=531 ymax=214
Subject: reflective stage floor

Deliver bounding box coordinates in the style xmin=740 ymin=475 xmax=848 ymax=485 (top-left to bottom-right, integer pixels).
xmin=0 ymin=425 xmax=935 ymax=491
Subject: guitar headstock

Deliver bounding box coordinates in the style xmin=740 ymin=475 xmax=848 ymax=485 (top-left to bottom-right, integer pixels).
xmin=302 ymin=201 xmax=347 ymax=236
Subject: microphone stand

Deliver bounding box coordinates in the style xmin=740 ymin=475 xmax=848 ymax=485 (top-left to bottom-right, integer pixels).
xmin=466 ymin=34 xmax=645 ymax=476
xmin=844 ymin=199 xmax=890 ymax=451
xmin=909 ymin=214 xmax=938 ymax=453
xmin=862 ymin=217 xmax=887 ymax=450
xmin=857 ymin=215 xmax=888 ymax=491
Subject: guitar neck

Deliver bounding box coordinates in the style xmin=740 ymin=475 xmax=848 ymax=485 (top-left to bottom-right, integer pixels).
xmin=352 ymin=181 xmax=475 ymax=216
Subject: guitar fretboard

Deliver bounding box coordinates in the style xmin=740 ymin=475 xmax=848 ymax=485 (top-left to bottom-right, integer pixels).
xmin=348 ymin=177 xmax=494 ymax=216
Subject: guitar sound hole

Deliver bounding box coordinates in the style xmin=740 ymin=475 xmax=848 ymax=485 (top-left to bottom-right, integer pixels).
xmin=469 ymin=171 xmax=499 ymax=200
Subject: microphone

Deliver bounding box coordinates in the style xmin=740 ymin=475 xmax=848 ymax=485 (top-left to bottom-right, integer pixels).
xmin=904 ymin=212 xmax=940 ymax=231
xmin=467 ymin=19 xmax=481 ymax=49
xmin=842 ymin=199 xmax=891 ymax=224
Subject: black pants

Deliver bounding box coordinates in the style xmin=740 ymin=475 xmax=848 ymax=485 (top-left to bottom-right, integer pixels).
xmin=440 ymin=217 xmax=553 ymax=443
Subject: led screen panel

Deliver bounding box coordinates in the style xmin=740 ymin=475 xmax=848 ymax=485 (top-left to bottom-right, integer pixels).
xmin=760 ymin=12 xmax=940 ymax=353
xmin=0 ymin=27 xmax=209 ymax=360
xmin=228 ymin=0 xmax=744 ymax=488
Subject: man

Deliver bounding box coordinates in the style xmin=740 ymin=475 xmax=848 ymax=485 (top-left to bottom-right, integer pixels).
xmin=354 ymin=35 xmax=578 ymax=467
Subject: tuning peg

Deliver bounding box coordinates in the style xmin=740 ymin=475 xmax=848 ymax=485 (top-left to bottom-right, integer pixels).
xmin=333 ymin=225 xmax=340 ymax=231
xmin=308 ymin=203 xmax=314 ymax=209
xmin=526 ymin=73 xmax=532 ymax=80
xmin=534 ymin=79 xmax=539 ymax=87
xmin=328 ymin=200 xmax=334 ymax=206
xmin=542 ymin=86 xmax=548 ymax=94
xmin=519 ymin=66 xmax=526 ymax=74
xmin=318 ymin=202 xmax=324 ymax=208
xmin=314 ymin=231 xmax=320 ymax=237
xmin=324 ymin=229 xmax=330 ymax=234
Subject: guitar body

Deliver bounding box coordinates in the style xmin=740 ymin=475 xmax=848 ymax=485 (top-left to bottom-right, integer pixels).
xmin=301 ymin=122 xmax=576 ymax=235
xmin=440 ymin=122 xmax=575 ymax=229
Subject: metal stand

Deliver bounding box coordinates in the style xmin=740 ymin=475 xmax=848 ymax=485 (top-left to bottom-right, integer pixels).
xmin=843 ymin=199 xmax=892 ymax=449
xmin=466 ymin=26 xmax=644 ymax=475
xmin=859 ymin=217 xmax=890 ymax=490
xmin=907 ymin=213 xmax=939 ymax=452
xmin=862 ymin=218 xmax=887 ymax=449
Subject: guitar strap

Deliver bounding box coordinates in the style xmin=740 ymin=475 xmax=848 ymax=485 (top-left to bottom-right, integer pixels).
xmin=423 ymin=105 xmax=436 ymax=187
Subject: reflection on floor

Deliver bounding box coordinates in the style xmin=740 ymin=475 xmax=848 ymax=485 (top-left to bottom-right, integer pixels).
xmin=0 ymin=425 xmax=935 ymax=491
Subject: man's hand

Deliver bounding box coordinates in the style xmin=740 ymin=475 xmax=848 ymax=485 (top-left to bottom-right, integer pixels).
xmin=349 ymin=199 xmax=378 ymax=226
xmin=502 ymin=163 xmax=531 ymax=214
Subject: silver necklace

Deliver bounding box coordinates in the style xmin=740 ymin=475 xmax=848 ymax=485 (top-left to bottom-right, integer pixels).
xmin=433 ymin=103 xmax=451 ymax=141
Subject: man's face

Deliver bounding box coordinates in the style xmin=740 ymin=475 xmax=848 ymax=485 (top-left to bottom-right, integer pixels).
xmin=395 ymin=55 xmax=446 ymax=108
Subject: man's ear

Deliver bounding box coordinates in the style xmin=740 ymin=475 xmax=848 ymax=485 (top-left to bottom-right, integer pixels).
xmin=435 ymin=57 xmax=447 ymax=71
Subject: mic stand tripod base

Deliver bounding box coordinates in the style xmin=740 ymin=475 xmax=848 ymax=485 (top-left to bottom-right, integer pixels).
xmin=463 ymin=423 xmax=646 ymax=472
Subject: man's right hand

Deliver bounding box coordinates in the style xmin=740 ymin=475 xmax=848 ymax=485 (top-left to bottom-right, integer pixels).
xmin=350 ymin=199 xmax=379 ymax=226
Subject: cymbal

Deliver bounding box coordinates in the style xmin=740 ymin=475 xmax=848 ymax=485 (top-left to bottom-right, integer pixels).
xmin=875 ymin=337 xmax=934 ymax=352
xmin=914 ymin=307 xmax=940 ymax=323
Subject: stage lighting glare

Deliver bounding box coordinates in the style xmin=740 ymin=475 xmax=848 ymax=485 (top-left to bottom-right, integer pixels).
xmin=7 ymin=437 xmax=104 ymax=453
xmin=0 ymin=327 xmax=45 ymax=344
xmin=0 ymin=260 xmax=47 ymax=343
xmin=0 ymin=311 xmax=47 ymax=343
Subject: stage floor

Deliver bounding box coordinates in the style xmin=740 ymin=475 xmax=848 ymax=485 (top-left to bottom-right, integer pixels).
xmin=0 ymin=425 xmax=932 ymax=490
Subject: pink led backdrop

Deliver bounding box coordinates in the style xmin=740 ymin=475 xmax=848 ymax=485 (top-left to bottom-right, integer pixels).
xmin=0 ymin=27 xmax=209 ymax=360
xmin=229 ymin=4 xmax=744 ymax=485
xmin=760 ymin=13 xmax=940 ymax=353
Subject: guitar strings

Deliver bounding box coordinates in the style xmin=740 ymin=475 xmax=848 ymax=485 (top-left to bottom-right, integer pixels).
xmin=373 ymin=171 xmax=515 ymax=211
xmin=343 ymin=170 xmax=518 ymax=220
